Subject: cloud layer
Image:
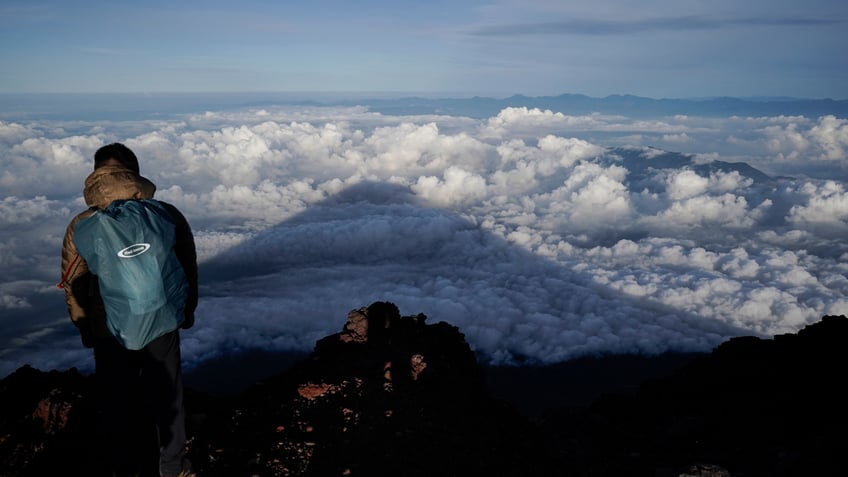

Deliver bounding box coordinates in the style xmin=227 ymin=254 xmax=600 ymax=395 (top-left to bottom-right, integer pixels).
xmin=2 ymin=101 xmax=847 ymax=377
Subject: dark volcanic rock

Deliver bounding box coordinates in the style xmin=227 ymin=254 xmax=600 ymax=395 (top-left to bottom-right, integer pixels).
xmin=188 ymin=301 xmax=553 ymax=476
xmin=0 ymin=366 xmax=99 ymax=477
xmin=1 ymin=308 xmax=846 ymax=477
xmin=542 ymin=314 xmax=848 ymax=477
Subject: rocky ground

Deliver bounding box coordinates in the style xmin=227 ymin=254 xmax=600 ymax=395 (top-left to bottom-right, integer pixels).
xmin=2 ymin=303 xmax=846 ymax=477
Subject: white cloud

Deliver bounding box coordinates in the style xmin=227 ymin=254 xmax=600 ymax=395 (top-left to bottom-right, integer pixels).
xmin=528 ymin=162 xmax=632 ymax=232
xmin=0 ymin=121 xmax=36 ymax=144
xmin=666 ymin=169 xmax=709 ymax=199
xmin=662 ymin=132 xmax=692 ymax=144
xmin=480 ymin=107 xmax=605 ymax=138
xmin=0 ymin=293 xmax=30 ymax=309
xmin=655 ymin=193 xmax=755 ymax=227
xmin=412 ymin=167 xmax=488 ymax=207
xmin=808 ymin=115 xmax=848 ymax=161
xmin=0 ymin=196 xmax=71 ymax=224
xmin=1 ymin=102 xmax=846 ymax=378
xmin=178 ymin=125 xmax=273 ymax=186
xmin=757 ymin=115 xmax=848 ymax=164
xmin=786 ymin=180 xmax=848 ymax=230
xmin=2 ymin=135 xmax=102 ymax=197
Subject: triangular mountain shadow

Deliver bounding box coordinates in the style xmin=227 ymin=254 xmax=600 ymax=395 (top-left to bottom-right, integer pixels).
xmin=191 ymin=180 xmax=752 ymax=393
xmin=199 ymin=180 xmax=428 ymax=281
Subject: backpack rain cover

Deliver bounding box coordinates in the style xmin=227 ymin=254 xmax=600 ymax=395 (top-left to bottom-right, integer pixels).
xmin=73 ymin=199 xmax=188 ymax=350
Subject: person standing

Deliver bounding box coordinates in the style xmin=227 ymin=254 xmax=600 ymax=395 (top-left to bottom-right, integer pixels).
xmin=59 ymin=143 xmax=198 ymax=477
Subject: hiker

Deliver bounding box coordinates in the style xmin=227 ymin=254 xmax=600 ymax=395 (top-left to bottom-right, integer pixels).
xmin=59 ymin=143 xmax=198 ymax=477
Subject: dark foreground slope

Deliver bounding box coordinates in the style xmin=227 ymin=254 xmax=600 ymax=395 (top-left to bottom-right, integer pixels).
xmin=1 ymin=305 xmax=846 ymax=477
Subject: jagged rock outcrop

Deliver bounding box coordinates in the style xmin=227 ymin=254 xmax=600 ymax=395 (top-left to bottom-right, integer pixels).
xmin=0 ymin=366 xmax=97 ymax=477
xmin=1 ymin=308 xmax=846 ymax=477
xmin=187 ymin=301 xmax=553 ymax=476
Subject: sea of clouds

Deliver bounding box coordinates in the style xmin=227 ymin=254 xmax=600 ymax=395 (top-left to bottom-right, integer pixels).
xmin=1 ymin=100 xmax=847 ymax=378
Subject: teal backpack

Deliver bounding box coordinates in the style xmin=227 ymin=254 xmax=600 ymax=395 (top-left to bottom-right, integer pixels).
xmin=73 ymin=199 xmax=188 ymax=350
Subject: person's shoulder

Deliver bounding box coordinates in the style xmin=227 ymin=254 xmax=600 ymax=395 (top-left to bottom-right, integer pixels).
xmin=152 ymin=199 xmax=181 ymax=213
xmin=67 ymin=207 xmax=97 ymax=227
xmin=152 ymin=199 xmax=191 ymax=224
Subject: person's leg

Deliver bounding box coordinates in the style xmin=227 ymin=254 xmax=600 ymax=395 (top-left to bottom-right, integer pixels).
xmin=143 ymin=330 xmax=189 ymax=476
xmin=93 ymin=336 xmax=142 ymax=476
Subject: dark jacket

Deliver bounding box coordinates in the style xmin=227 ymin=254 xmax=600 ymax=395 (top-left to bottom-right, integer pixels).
xmin=59 ymin=160 xmax=198 ymax=347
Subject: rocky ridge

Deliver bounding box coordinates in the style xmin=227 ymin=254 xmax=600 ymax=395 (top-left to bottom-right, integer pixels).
xmin=1 ymin=304 xmax=846 ymax=476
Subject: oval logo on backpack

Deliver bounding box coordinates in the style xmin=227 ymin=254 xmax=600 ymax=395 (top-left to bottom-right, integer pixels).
xmin=117 ymin=243 xmax=151 ymax=258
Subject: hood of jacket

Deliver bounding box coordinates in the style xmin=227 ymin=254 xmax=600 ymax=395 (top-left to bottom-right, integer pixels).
xmin=83 ymin=161 xmax=156 ymax=209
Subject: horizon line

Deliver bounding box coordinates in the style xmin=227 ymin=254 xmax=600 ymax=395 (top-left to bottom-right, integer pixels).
xmin=0 ymin=91 xmax=844 ymax=102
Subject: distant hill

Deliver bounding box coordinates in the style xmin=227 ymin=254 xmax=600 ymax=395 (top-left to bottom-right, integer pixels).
xmin=3 ymin=92 xmax=845 ymax=122
xmin=330 ymin=93 xmax=848 ymax=119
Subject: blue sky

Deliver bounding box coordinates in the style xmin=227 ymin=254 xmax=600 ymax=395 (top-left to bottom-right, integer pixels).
xmin=1 ymin=0 xmax=846 ymax=98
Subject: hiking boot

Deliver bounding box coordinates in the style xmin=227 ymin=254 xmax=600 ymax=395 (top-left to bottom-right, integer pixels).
xmin=161 ymin=461 xmax=195 ymax=477
xmin=162 ymin=470 xmax=195 ymax=477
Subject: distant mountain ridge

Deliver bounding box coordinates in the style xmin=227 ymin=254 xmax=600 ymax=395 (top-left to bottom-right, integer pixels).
xmin=602 ymin=146 xmax=778 ymax=195
xmin=3 ymin=92 xmax=845 ymax=122
xmin=330 ymin=93 xmax=848 ymax=119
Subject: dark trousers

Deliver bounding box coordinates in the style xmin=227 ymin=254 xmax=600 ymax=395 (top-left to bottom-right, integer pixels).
xmin=94 ymin=330 xmax=187 ymax=476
